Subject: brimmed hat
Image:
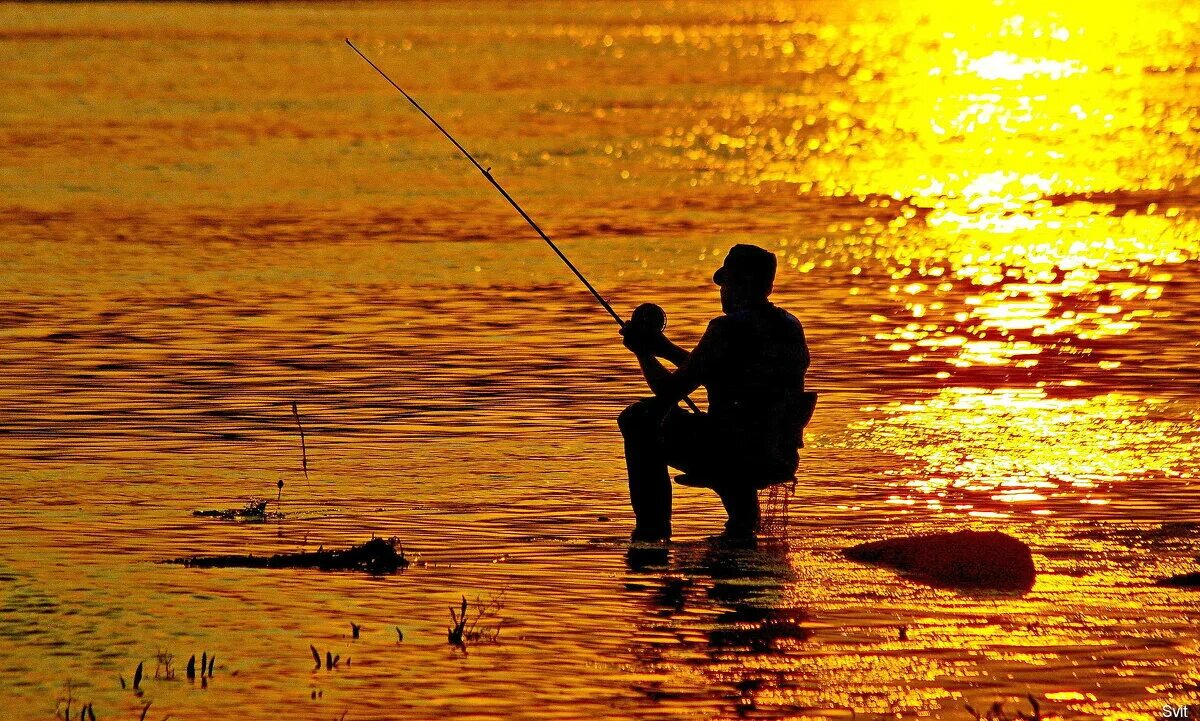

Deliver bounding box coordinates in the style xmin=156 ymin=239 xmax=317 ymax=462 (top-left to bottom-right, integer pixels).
xmin=713 ymin=244 xmax=777 ymax=289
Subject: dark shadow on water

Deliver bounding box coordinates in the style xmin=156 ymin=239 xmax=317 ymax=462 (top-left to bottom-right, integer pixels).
xmin=623 ymin=538 xmax=818 ymax=717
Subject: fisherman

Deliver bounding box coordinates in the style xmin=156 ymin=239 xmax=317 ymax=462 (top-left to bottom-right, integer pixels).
xmin=619 ymin=244 xmax=810 ymax=542
xmin=341 ymin=48 xmax=811 ymax=542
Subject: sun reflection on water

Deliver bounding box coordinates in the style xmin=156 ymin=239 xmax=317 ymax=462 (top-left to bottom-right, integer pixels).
xmin=850 ymin=387 xmax=1200 ymax=516
xmin=867 ymin=208 xmax=1197 ymax=372
xmin=3 ymin=0 xmax=1200 ymax=718
xmin=613 ymin=0 xmax=1200 ymax=386
xmin=639 ymin=0 xmax=1200 ymax=200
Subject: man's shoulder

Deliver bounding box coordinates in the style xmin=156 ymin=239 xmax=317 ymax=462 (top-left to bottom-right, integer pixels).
xmin=775 ymin=306 xmax=804 ymax=332
xmin=702 ymin=312 xmax=758 ymax=341
xmin=725 ymin=304 xmax=803 ymax=329
xmin=705 ymin=314 xmax=734 ymax=331
xmin=697 ymin=315 xmax=735 ymax=349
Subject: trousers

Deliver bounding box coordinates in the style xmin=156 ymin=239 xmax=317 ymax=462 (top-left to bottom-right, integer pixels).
xmin=617 ymin=397 xmax=767 ymax=540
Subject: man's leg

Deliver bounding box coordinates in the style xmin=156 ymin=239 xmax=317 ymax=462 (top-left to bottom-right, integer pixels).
xmin=661 ymin=413 xmax=760 ymax=539
xmin=618 ymin=398 xmax=674 ymax=541
xmin=715 ymin=485 xmax=760 ymax=538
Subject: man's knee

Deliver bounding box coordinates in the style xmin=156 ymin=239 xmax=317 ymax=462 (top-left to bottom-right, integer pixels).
xmin=618 ymin=397 xmax=661 ymax=436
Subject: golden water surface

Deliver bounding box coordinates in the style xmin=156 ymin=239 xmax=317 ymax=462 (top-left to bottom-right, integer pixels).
xmin=1 ymin=1 xmax=1199 ymax=719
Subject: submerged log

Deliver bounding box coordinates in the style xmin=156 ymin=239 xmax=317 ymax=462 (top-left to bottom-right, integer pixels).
xmin=843 ymin=530 xmax=1035 ymax=591
xmin=170 ymin=537 xmax=407 ymax=575
xmin=1156 ymin=572 xmax=1200 ymax=588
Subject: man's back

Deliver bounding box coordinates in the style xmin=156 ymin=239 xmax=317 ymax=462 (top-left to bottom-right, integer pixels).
xmin=688 ymin=302 xmax=810 ymax=469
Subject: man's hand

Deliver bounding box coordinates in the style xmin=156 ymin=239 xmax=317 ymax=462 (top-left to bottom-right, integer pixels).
xmin=621 ymin=304 xmax=691 ymax=368
xmin=622 ymin=324 xmax=700 ymax=401
xmin=620 ymin=323 xmax=669 ymax=357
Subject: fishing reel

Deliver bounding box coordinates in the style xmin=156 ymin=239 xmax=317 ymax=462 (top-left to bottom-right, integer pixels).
xmin=628 ymin=303 xmax=667 ymax=334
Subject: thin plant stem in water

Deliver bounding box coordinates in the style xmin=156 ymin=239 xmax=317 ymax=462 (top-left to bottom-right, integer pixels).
xmin=291 ymin=401 xmax=309 ymax=486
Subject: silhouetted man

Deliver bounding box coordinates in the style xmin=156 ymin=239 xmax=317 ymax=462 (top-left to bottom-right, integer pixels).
xmin=619 ymin=244 xmax=810 ymax=542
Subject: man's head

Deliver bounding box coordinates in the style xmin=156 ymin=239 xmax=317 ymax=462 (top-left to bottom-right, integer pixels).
xmin=714 ymin=244 xmax=776 ymax=311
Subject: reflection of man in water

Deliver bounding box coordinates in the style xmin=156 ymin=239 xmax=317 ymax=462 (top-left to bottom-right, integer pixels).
xmin=619 ymin=244 xmax=810 ymax=542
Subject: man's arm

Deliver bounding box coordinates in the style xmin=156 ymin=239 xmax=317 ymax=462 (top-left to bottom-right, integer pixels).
xmin=632 ymin=351 xmax=700 ymax=403
xmin=651 ymin=336 xmax=690 ymax=367
xmin=624 ymin=318 xmax=725 ymax=404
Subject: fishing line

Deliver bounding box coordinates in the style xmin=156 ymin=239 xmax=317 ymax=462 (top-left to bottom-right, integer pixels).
xmin=346 ymin=39 xmax=700 ymax=414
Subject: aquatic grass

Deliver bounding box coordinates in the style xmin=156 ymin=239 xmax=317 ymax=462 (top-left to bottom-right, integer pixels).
xmin=185 ymin=651 xmax=215 ymax=683
xmin=309 ymin=645 xmax=346 ymax=671
xmin=153 ymin=650 xmax=175 ymax=681
xmin=119 ymin=661 xmax=146 ymax=695
xmin=447 ymin=592 xmax=505 ymax=651
xmin=53 ymin=680 xmax=93 ymax=721
xmin=447 ymin=597 xmax=467 ymax=648
xmin=291 ymin=401 xmax=309 ymax=484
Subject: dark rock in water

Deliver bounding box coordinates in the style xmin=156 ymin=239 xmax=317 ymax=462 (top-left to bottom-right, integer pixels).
xmin=843 ymin=530 xmax=1035 ymax=591
xmin=1156 ymin=572 xmax=1200 ymax=588
xmin=169 ymin=537 xmax=407 ymax=575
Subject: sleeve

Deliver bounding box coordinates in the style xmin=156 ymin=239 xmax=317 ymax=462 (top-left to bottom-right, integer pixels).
xmin=684 ymin=317 xmax=731 ymax=385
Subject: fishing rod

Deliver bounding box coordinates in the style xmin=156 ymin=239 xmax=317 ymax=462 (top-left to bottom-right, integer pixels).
xmin=346 ymin=39 xmax=701 ymax=414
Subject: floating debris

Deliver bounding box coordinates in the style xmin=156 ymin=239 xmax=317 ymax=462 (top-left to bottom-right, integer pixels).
xmin=169 ymin=537 xmax=407 ymax=574
xmin=192 ymin=498 xmax=280 ymax=522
